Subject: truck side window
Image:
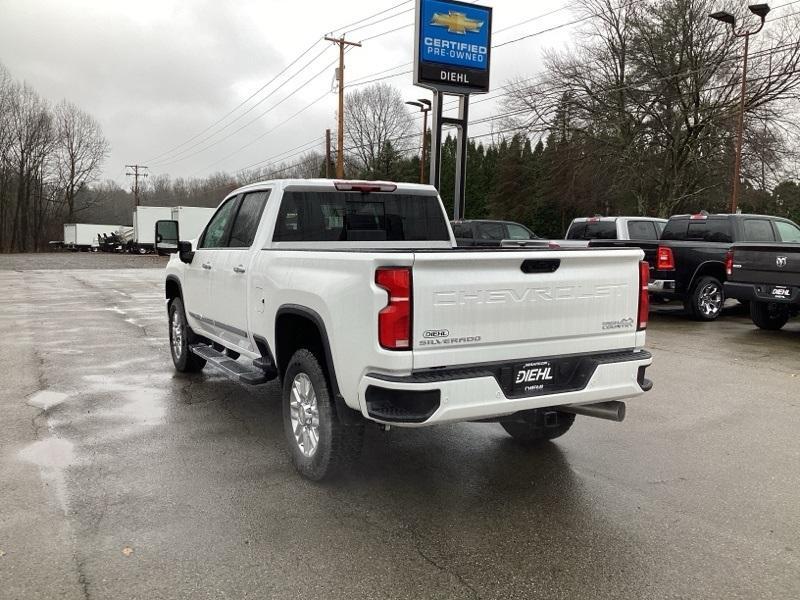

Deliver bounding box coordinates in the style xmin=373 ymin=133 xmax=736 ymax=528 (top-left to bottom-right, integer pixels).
xmin=506 ymin=223 xmax=534 ymax=240
xmin=566 ymin=223 xmax=587 ymax=240
xmin=199 ymin=197 xmax=238 ymax=249
xmin=776 ymin=220 xmax=800 ymax=243
xmin=742 ymin=219 xmax=776 ymax=242
xmin=228 ymin=191 xmax=270 ymax=248
xmin=452 ymin=223 xmax=473 ymax=238
xmin=627 ymin=221 xmax=658 ymax=240
xmin=661 ymin=220 xmax=688 ymax=240
xmin=476 ymin=222 xmax=505 ymax=240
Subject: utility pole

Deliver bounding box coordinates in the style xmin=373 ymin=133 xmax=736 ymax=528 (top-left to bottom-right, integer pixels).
xmin=710 ymin=4 xmax=771 ymax=213
xmin=325 ymin=129 xmax=332 ymax=178
xmin=406 ymin=99 xmax=432 ymax=184
xmin=125 ymin=164 xmax=149 ymax=207
xmin=324 ymin=35 xmax=361 ymax=178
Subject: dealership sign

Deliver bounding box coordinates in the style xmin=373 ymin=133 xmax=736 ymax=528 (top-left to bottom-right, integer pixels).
xmin=414 ymin=0 xmax=492 ymax=94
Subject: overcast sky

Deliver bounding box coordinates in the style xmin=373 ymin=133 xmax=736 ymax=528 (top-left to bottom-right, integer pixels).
xmin=0 ymin=0 xmax=577 ymax=185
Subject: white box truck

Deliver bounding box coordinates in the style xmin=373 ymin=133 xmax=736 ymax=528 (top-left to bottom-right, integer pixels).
xmin=63 ymin=224 xmax=125 ymax=251
xmin=170 ymin=206 xmax=215 ymax=241
xmin=132 ymin=206 xmax=173 ymax=254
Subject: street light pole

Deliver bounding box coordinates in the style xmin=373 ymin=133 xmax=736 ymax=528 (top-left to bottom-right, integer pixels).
xmin=406 ymin=99 xmax=432 ymax=184
xmin=710 ymin=4 xmax=770 ymax=214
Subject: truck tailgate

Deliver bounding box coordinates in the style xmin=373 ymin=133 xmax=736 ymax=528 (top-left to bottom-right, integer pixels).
xmin=731 ymin=244 xmax=800 ymax=286
xmin=411 ymin=249 xmax=644 ymax=370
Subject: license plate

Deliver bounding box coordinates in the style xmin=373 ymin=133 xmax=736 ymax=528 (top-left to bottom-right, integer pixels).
xmin=513 ymin=360 xmax=558 ymax=395
xmin=771 ymin=286 xmax=792 ymax=300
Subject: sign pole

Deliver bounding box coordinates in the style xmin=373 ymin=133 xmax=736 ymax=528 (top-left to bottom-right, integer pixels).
xmin=429 ymin=91 xmax=444 ymax=190
xmin=453 ymin=95 xmax=469 ymax=220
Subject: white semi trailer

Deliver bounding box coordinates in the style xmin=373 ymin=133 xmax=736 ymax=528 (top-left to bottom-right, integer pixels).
xmin=132 ymin=206 xmax=173 ymax=254
xmin=170 ymin=206 xmax=215 ymax=241
xmin=63 ymin=224 xmax=125 ymax=251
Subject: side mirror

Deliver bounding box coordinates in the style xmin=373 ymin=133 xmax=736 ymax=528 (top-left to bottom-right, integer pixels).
xmin=155 ymin=220 xmax=179 ymax=255
xmin=178 ymin=240 xmax=194 ymax=264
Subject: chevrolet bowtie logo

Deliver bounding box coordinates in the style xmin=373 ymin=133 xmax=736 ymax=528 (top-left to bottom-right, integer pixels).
xmin=431 ymin=11 xmax=484 ymax=35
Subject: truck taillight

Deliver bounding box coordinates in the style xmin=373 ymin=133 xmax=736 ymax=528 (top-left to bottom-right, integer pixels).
xmin=376 ymin=267 xmax=412 ymax=350
xmin=657 ymin=246 xmax=675 ymax=271
xmin=638 ymin=260 xmax=650 ymax=331
xmin=725 ymin=250 xmax=734 ymax=276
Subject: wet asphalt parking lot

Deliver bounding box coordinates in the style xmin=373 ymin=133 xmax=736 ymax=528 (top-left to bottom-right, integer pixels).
xmin=1 ymin=253 xmax=798 ymax=600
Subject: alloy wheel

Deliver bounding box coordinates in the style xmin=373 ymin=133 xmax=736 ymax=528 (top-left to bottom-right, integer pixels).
xmin=171 ymin=310 xmax=184 ymax=359
xmin=289 ymin=373 xmax=320 ymax=457
xmin=699 ymin=283 xmax=723 ymax=318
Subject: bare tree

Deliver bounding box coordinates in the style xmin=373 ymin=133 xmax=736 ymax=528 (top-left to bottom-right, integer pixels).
xmin=54 ymin=100 xmax=109 ymax=221
xmin=9 ymin=83 xmax=55 ymax=251
xmin=344 ymin=83 xmax=414 ymax=177
xmin=503 ymin=0 xmax=800 ymax=216
xmin=0 ymin=64 xmax=17 ymax=249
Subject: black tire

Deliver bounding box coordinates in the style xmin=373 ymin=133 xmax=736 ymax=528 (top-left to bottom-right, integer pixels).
xmin=282 ymin=349 xmax=363 ymax=481
xmin=501 ymin=409 xmax=576 ymax=445
xmin=687 ymin=276 xmax=725 ymax=321
xmin=750 ymin=301 xmax=790 ymax=331
xmin=168 ymin=297 xmax=206 ymax=373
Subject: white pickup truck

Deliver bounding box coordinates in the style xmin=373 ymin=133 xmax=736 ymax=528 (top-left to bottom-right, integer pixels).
xmin=157 ymin=179 xmax=653 ymax=480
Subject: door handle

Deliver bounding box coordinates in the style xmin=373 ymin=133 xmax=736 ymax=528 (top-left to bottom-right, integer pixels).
xmin=233 ymin=265 xmax=246 ymax=274
xmin=202 ymin=263 xmax=212 ymax=270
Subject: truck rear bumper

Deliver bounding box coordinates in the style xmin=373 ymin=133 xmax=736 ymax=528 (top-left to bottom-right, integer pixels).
xmin=725 ymin=281 xmax=800 ymax=304
xmin=357 ymin=350 xmax=653 ymax=427
xmin=724 ymin=282 xmax=756 ymax=302
xmin=649 ymin=279 xmax=677 ymax=293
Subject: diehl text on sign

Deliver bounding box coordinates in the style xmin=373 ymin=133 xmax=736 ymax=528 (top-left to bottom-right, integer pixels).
xmin=414 ymin=0 xmax=493 ymax=94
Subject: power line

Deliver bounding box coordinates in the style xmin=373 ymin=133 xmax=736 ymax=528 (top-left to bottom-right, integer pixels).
xmin=193 ymin=45 xmax=359 ymax=174
xmin=194 ymin=92 xmax=332 ymax=175
xmin=152 ymin=54 xmax=340 ymax=169
xmin=150 ymin=45 xmax=334 ymax=168
xmin=329 ymin=0 xmax=413 ymax=37
xmin=146 ymin=1 xmax=424 ymax=166
xmin=145 ymin=37 xmax=324 ymax=164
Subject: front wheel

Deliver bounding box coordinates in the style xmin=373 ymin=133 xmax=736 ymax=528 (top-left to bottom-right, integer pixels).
xmin=282 ymin=349 xmax=363 ymax=481
xmin=168 ymin=297 xmax=206 ymax=373
xmin=750 ymin=301 xmax=790 ymax=330
xmin=501 ymin=409 xmax=575 ymax=445
xmin=687 ymin=276 xmax=725 ymax=321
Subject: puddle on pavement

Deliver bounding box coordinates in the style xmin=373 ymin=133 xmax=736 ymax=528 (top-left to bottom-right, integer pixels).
xmin=81 ymin=374 xmax=168 ymax=426
xmin=18 ymin=437 xmax=76 ymax=513
xmin=19 ymin=437 xmax=75 ymax=469
xmin=27 ymin=391 xmax=70 ymax=410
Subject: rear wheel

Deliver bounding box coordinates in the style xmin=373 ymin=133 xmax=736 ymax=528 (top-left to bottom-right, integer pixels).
xmin=687 ymin=276 xmax=725 ymax=321
xmin=501 ymin=409 xmax=575 ymax=445
xmin=169 ymin=297 xmax=206 ymax=373
xmin=282 ymin=349 xmax=363 ymax=481
xmin=750 ymin=301 xmax=790 ymax=330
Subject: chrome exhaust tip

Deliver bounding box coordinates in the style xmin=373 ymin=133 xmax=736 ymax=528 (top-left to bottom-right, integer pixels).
xmin=559 ymin=401 xmax=626 ymax=422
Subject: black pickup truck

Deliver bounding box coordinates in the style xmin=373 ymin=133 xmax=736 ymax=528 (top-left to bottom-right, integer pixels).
xmin=591 ymin=213 xmax=800 ymax=321
xmin=725 ymin=243 xmax=800 ymax=330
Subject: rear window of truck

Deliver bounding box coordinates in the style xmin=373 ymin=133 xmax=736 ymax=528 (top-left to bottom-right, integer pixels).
xmin=662 ymin=218 xmax=733 ymax=243
xmin=272 ymin=191 xmax=450 ymax=242
xmin=566 ymin=221 xmax=617 ymax=240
